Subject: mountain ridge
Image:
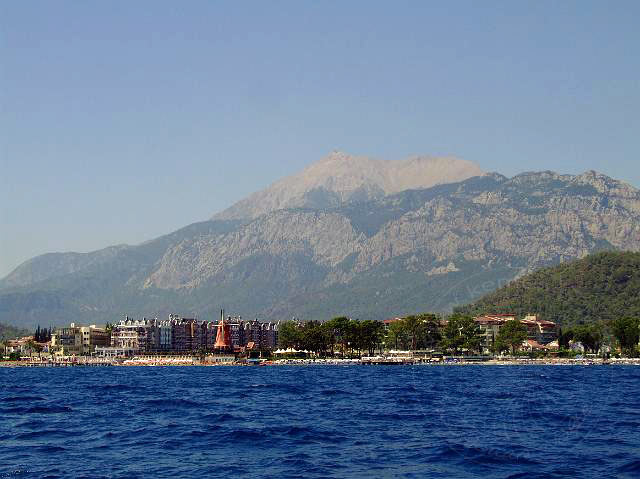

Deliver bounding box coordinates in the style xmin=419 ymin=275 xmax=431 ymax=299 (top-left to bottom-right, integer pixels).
xmin=2 ymin=165 xmax=639 ymax=328
xmin=212 ymin=151 xmax=485 ymax=220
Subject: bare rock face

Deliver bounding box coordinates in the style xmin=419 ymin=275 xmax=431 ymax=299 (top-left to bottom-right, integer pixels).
xmin=146 ymin=211 xmax=363 ymax=289
xmin=213 ymin=151 xmax=485 ymax=220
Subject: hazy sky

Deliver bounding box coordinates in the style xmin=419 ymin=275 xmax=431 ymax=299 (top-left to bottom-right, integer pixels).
xmin=2 ymin=1 xmax=639 ymax=277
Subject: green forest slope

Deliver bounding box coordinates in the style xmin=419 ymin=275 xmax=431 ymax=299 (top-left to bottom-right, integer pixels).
xmin=0 ymin=322 xmax=30 ymax=341
xmin=455 ymin=251 xmax=640 ymax=326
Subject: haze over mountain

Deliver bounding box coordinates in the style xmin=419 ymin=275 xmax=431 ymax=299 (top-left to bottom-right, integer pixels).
xmin=1 ymin=153 xmax=640 ymax=329
xmin=213 ymin=151 xmax=484 ymax=220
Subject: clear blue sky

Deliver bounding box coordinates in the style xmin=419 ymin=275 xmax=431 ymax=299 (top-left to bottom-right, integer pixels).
xmin=2 ymin=1 xmax=639 ymax=277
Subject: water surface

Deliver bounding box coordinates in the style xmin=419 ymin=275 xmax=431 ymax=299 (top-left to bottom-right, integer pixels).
xmin=1 ymin=365 xmax=638 ymax=478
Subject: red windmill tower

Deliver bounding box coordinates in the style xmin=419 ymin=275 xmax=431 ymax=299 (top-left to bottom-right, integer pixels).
xmin=214 ymin=309 xmax=231 ymax=350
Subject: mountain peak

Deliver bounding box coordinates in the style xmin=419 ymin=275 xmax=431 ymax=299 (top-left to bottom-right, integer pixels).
xmin=213 ymin=151 xmax=484 ymax=220
xmin=322 ymin=150 xmax=354 ymax=162
xmin=572 ymin=170 xmax=638 ymax=197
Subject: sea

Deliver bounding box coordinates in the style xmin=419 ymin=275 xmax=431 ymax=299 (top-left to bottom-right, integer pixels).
xmin=1 ymin=365 xmax=639 ymax=479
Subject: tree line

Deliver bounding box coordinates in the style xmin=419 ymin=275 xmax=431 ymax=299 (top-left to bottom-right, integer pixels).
xmin=278 ymin=317 xmax=385 ymax=357
xmin=278 ymin=314 xmax=486 ymax=357
xmin=559 ymin=317 xmax=640 ymax=356
xmin=34 ymin=325 xmax=52 ymax=343
xmin=278 ymin=314 xmax=640 ymax=357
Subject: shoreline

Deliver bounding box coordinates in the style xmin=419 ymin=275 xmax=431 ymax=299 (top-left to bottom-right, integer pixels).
xmin=2 ymin=358 xmax=640 ymax=367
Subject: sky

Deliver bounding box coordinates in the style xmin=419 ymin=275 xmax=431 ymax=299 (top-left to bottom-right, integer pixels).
xmin=1 ymin=1 xmax=639 ymax=277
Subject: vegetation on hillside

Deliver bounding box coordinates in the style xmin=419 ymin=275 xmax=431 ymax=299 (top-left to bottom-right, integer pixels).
xmin=455 ymin=251 xmax=640 ymax=326
xmin=0 ymin=322 xmax=29 ymax=341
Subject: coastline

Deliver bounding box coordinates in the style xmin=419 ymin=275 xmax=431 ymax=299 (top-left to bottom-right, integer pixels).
xmin=3 ymin=357 xmax=640 ymax=367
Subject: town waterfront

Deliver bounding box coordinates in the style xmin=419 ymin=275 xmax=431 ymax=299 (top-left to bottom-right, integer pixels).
xmin=1 ymin=366 xmax=639 ymax=478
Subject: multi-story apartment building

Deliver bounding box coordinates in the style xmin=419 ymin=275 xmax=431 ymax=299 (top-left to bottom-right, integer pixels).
xmin=167 ymin=315 xmax=221 ymax=352
xmin=227 ymin=319 xmax=246 ymax=349
xmin=244 ymin=319 xmax=278 ymax=350
xmin=157 ymin=320 xmax=173 ymax=351
xmin=473 ymin=314 xmax=557 ymax=353
xmin=51 ymin=323 xmax=110 ymax=356
xmin=110 ymin=317 xmax=157 ymax=352
xmin=51 ymin=327 xmax=82 ymax=355
xmin=520 ymin=315 xmax=557 ymax=344
xmin=80 ymin=326 xmax=110 ymax=353
xmin=474 ymin=314 xmax=516 ymax=353
xmin=99 ymin=313 xmax=279 ymax=356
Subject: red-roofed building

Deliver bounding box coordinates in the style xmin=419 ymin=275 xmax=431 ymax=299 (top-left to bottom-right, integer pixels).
xmin=474 ymin=314 xmax=516 ymax=352
xmin=473 ymin=314 xmax=557 ymax=353
xmin=383 ymin=318 xmax=403 ymax=331
xmin=520 ymin=315 xmax=557 ymax=344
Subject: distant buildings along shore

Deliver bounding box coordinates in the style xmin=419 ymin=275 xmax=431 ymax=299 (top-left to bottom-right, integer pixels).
xmin=34 ymin=310 xmax=277 ymax=358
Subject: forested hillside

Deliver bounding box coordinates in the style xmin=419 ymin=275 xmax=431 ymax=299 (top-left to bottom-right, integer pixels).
xmin=456 ymin=251 xmax=640 ymax=326
xmin=0 ymin=322 xmax=29 ymax=340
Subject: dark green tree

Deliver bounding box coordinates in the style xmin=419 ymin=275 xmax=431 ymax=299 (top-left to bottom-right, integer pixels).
xmin=325 ymin=316 xmax=351 ymax=356
xmin=357 ymin=320 xmax=384 ymax=356
xmin=611 ymin=317 xmax=640 ymax=355
xmin=418 ymin=313 xmax=442 ymax=349
xmin=387 ymin=320 xmax=409 ymax=350
xmin=573 ymin=323 xmax=604 ymax=353
xmin=278 ymin=321 xmax=302 ymax=349
xmin=441 ymin=314 xmax=480 ymax=354
xmin=403 ymin=315 xmax=426 ymax=351
xmin=558 ymin=327 xmax=573 ymax=349
xmin=495 ymin=319 xmax=528 ymax=355
xmin=300 ymin=321 xmax=330 ymax=356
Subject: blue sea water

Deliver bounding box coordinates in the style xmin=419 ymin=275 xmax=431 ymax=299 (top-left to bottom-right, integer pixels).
xmin=1 ymin=365 xmax=639 ymax=479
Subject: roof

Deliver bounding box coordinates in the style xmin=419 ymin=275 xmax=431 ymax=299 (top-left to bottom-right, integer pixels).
xmin=523 ymin=339 xmax=548 ymax=350
xmin=475 ymin=315 xmax=556 ymax=328
xmin=474 ymin=315 xmax=514 ymax=324
xmin=383 ymin=318 xmax=403 ymax=325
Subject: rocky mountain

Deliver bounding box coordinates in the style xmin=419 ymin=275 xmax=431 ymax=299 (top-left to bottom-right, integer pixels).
xmin=213 ymin=151 xmax=484 ymax=220
xmin=1 ymin=162 xmax=640 ymax=328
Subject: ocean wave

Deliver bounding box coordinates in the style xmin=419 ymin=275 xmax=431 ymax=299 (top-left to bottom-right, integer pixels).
xmin=141 ymin=398 xmax=204 ymax=410
xmin=96 ymin=384 xmax=141 ymax=392
xmin=1 ymin=396 xmax=46 ymax=402
xmin=432 ymin=443 xmax=540 ymax=466
xmin=15 ymin=430 xmax=73 ymax=440
xmin=2 ymin=405 xmax=72 ymax=414
xmin=618 ymin=459 xmax=640 ymax=473
xmin=319 ymin=388 xmax=350 ymax=396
